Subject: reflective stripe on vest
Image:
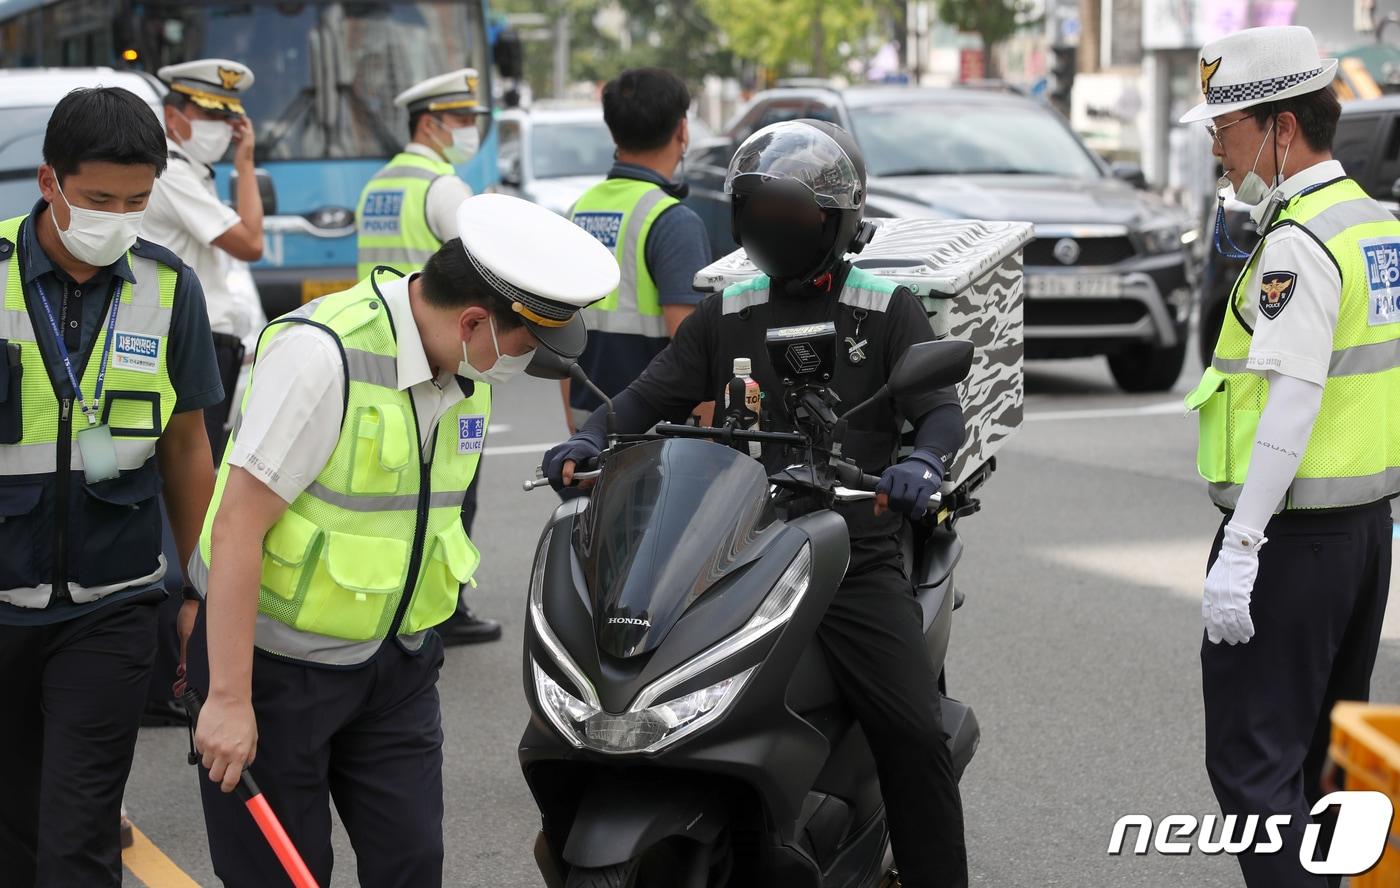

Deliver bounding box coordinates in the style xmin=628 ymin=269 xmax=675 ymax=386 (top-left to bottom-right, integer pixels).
xmin=192 ymin=270 xmax=488 ymax=665
xmin=355 ymin=152 xmax=455 ymax=278
xmin=0 ymin=215 xmax=179 ymax=607
xmin=571 ymin=180 xmax=677 ymax=338
xmin=1186 ymin=177 xmax=1400 ymax=511
xmin=720 ymin=266 xmax=899 ymax=314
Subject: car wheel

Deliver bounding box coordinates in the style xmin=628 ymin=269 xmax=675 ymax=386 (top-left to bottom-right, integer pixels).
xmin=1107 ymin=340 xmax=1188 ymax=393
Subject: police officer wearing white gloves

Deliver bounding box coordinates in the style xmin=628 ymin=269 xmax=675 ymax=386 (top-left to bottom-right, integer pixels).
xmin=144 ymin=59 xmax=266 ymax=454
xmin=1182 ymin=26 xmax=1400 ymax=886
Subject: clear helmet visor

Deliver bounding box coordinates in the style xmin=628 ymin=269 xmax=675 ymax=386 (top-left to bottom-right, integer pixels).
xmin=723 ymin=121 xmax=863 ymax=210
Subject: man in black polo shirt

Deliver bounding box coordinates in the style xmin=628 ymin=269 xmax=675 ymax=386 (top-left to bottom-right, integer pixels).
xmin=563 ymin=67 xmax=712 ymax=433
xmin=0 ymin=87 xmax=223 ymax=886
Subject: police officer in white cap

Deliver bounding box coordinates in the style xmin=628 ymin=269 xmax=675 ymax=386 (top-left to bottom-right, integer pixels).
xmin=185 ymin=194 xmax=616 ymax=886
xmin=145 ymin=58 xmax=266 ymax=451
xmin=356 ymin=68 xmax=500 ymax=645
xmin=1181 ymin=25 xmax=1400 ymax=886
xmin=356 ymin=67 xmax=484 ymax=279
xmin=135 ymin=59 xmax=266 ymax=732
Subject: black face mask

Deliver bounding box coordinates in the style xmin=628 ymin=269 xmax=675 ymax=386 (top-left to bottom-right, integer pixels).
xmin=737 ymin=214 xmax=827 ymax=282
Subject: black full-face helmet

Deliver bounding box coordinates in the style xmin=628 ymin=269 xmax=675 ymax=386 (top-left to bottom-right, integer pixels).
xmin=724 ymin=119 xmax=867 ymax=282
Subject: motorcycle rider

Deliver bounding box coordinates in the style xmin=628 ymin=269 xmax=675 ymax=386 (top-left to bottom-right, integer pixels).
xmin=544 ymin=119 xmax=968 ymax=886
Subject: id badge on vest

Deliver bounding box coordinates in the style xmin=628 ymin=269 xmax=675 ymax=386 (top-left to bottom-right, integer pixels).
xmin=34 ymin=278 xmax=123 ymax=482
xmin=77 ymin=421 xmax=118 ymax=481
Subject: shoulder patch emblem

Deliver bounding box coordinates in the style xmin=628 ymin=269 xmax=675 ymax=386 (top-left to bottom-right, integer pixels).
xmin=1258 ymin=271 xmax=1297 ymax=320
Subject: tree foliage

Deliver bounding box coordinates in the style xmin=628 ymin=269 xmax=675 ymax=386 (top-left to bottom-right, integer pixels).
xmin=700 ymin=0 xmax=876 ymax=78
xmin=934 ymin=0 xmax=1034 ymax=75
xmin=495 ymin=0 xmax=738 ymax=96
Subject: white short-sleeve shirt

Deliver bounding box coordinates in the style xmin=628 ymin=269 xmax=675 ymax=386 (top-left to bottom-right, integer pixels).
xmin=142 ymin=139 xmax=266 ymax=340
xmin=1236 ymin=160 xmax=1348 ymax=387
xmin=228 ymin=275 xmax=477 ymax=503
xmin=403 ymin=142 xmax=474 ymax=242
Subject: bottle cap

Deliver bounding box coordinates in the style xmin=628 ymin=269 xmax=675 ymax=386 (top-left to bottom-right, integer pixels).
xmin=733 ymin=357 xmax=752 ymax=376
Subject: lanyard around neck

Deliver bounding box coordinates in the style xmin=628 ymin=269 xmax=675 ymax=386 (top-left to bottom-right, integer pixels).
xmin=31 ymin=276 xmax=122 ymax=425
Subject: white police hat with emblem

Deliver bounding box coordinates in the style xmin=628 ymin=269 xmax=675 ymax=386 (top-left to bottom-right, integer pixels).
xmin=394 ymin=68 xmax=483 ymax=115
xmin=454 ymin=194 xmax=618 ymax=366
xmin=156 ymin=59 xmax=254 ymax=117
xmin=1180 ymin=26 xmax=1338 ymax=124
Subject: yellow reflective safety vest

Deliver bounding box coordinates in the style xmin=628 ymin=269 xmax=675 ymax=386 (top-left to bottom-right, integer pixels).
xmin=1186 ymin=177 xmax=1400 ymax=511
xmin=190 ymin=269 xmax=487 ymax=665
xmin=570 ymin=178 xmax=678 ymax=338
xmin=355 ymin=151 xmax=456 ymax=278
xmin=0 ymin=214 xmax=180 ymax=607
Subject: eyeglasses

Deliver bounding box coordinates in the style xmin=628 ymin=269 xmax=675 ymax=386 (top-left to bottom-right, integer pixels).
xmin=1206 ymin=115 xmax=1250 ymax=147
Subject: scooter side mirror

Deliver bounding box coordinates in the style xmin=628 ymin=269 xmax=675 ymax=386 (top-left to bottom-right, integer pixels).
xmin=525 ymin=347 xmax=576 ymax=381
xmin=528 ymin=359 xmax=618 ymax=441
xmin=837 ymin=339 xmax=973 ymax=432
xmin=887 ymin=340 xmax=974 ymax=400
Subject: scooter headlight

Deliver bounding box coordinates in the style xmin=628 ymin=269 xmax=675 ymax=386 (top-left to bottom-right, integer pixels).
xmin=530 ymin=539 xmax=809 ymax=754
xmin=533 ymin=659 xmax=755 ymax=754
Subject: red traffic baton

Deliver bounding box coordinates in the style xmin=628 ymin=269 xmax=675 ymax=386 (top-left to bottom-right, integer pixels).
xmin=181 ymin=689 xmax=320 ymax=888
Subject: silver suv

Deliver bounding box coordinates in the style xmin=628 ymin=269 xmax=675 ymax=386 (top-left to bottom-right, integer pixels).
xmin=685 ymin=85 xmax=1197 ymax=392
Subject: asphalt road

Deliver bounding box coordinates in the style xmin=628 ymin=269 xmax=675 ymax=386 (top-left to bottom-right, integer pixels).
xmin=121 ymin=349 xmax=1400 ymax=887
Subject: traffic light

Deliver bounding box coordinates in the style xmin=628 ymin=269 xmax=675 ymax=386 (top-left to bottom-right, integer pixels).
xmin=1048 ymin=45 xmax=1076 ymax=112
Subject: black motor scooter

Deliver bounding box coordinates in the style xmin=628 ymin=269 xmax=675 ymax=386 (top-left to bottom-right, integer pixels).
xmin=519 ymin=326 xmax=985 ymax=888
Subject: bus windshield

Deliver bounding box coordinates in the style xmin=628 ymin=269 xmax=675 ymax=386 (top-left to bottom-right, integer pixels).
xmin=130 ymin=1 xmax=490 ymax=162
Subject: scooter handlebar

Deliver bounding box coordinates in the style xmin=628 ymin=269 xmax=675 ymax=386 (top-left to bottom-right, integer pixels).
xmin=522 ymin=459 xmax=601 ymax=492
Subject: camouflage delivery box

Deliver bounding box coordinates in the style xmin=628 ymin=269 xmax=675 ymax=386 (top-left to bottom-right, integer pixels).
xmin=692 ymin=218 xmax=1031 ymax=488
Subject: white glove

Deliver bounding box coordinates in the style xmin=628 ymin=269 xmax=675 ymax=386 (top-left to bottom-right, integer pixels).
xmin=1202 ymin=524 xmax=1266 ymax=645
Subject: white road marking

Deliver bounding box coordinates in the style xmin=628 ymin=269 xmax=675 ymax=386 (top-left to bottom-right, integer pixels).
xmin=485 ymin=441 xmax=555 ymax=457
xmin=1034 ymin=538 xmax=1400 ymax=641
xmin=1025 ymin=401 xmax=1185 ymax=422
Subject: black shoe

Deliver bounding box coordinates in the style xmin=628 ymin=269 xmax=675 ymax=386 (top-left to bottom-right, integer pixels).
xmin=436 ymin=606 xmax=502 ymax=646
xmin=140 ymin=698 xmax=189 ymax=728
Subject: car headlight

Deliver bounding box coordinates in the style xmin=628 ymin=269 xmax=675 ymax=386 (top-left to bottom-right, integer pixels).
xmin=530 ymin=540 xmax=812 ymax=754
xmin=1140 ymin=223 xmax=1185 ymax=255
xmin=533 ymin=659 xmax=756 ymax=754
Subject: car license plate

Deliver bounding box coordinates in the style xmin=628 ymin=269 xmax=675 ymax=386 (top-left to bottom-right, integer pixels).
xmin=1026 ymin=274 xmax=1123 ymax=299
xmin=301 ymin=279 xmax=356 ymax=304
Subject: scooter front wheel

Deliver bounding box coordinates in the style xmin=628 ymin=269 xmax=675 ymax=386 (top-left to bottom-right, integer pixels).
xmin=565 ymin=861 xmax=640 ymax=888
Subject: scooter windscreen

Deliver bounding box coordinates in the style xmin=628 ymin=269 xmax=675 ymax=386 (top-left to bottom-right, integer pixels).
xmin=573 ymin=439 xmax=779 ymax=659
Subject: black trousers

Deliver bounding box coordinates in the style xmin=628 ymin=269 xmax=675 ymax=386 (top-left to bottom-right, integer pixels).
xmin=187 ymin=612 xmax=447 ymax=888
xmin=817 ymin=533 xmax=968 ymax=888
xmin=1202 ymin=500 xmax=1391 ymax=888
xmin=0 ymin=599 xmax=160 ymax=887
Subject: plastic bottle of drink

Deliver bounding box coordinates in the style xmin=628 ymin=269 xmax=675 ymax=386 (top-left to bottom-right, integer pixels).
xmin=724 ymin=358 xmax=762 ymax=459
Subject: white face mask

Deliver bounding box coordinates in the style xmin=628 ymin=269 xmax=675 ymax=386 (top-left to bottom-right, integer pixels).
xmin=458 ymin=315 xmax=533 ymax=385
xmin=1230 ymin=119 xmax=1290 ymax=207
xmin=50 ymin=179 xmax=144 ymax=267
xmin=440 ymin=122 xmax=480 ymax=166
xmin=179 ymin=116 xmax=234 ymax=166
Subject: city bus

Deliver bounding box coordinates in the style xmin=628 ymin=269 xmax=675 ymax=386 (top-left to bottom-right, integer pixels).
xmin=0 ymin=0 xmax=507 ymax=317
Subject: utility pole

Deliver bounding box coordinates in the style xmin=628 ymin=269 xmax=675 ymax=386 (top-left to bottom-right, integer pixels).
xmin=1078 ymin=0 xmax=1100 ymax=74
xmin=552 ymin=0 xmax=570 ymax=98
